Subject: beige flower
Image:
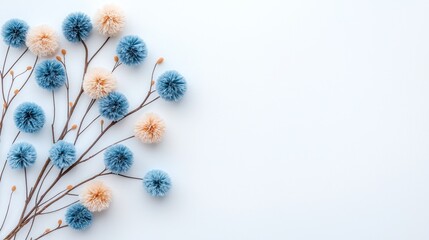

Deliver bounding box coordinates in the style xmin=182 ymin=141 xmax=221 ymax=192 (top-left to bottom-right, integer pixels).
xmin=80 ymin=181 xmax=112 ymax=212
xmin=94 ymin=4 xmax=125 ymax=37
xmin=26 ymin=25 xmax=59 ymax=57
xmin=83 ymin=68 xmax=116 ymax=99
xmin=134 ymin=113 xmax=166 ymax=144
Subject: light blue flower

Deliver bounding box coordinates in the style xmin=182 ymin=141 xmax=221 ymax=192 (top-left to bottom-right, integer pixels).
xmin=62 ymin=12 xmax=92 ymax=42
xmin=65 ymin=203 xmax=93 ymax=230
xmin=156 ymin=70 xmax=187 ymax=102
xmin=143 ymin=169 xmax=171 ymax=197
xmin=116 ymin=35 xmax=147 ymax=66
xmin=104 ymin=145 xmax=133 ymax=174
xmin=49 ymin=141 xmax=76 ymax=169
xmin=35 ymin=59 xmax=66 ymax=90
xmin=7 ymin=142 xmax=37 ymax=169
xmin=14 ymin=102 xmax=45 ymax=133
xmin=2 ymin=19 xmax=28 ymax=48
xmin=98 ymin=92 xmax=129 ymax=121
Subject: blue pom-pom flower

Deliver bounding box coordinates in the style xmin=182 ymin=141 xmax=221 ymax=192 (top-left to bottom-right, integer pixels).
xmin=7 ymin=142 xmax=37 ymax=169
xmin=65 ymin=203 xmax=93 ymax=230
xmin=49 ymin=140 xmax=76 ymax=169
xmin=143 ymin=169 xmax=171 ymax=197
xmin=14 ymin=102 xmax=45 ymax=133
xmin=104 ymin=145 xmax=133 ymax=174
xmin=2 ymin=19 xmax=28 ymax=48
xmin=62 ymin=12 xmax=92 ymax=43
xmin=116 ymin=35 xmax=147 ymax=66
xmin=98 ymin=92 xmax=129 ymax=121
xmin=156 ymin=70 xmax=187 ymax=102
xmin=35 ymin=59 xmax=66 ymax=90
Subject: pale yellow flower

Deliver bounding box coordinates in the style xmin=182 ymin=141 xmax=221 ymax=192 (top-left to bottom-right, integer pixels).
xmin=26 ymin=25 xmax=59 ymax=57
xmin=80 ymin=181 xmax=112 ymax=212
xmin=83 ymin=68 xmax=116 ymax=99
xmin=134 ymin=113 xmax=166 ymax=144
xmin=94 ymin=4 xmax=125 ymax=37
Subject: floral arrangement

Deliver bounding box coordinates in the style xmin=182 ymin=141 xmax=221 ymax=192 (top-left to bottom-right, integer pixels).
xmin=0 ymin=4 xmax=187 ymax=239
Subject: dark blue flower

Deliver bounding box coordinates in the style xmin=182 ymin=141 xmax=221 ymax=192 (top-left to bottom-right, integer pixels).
xmin=98 ymin=92 xmax=129 ymax=121
xmin=62 ymin=12 xmax=92 ymax=43
xmin=35 ymin=59 xmax=66 ymax=90
xmin=7 ymin=142 xmax=37 ymax=169
xmin=104 ymin=144 xmax=133 ymax=174
xmin=65 ymin=203 xmax=93 ymax=230
xmin=49 ymin=140 xmax=76 ymax=169
xmin=156 ymin=70 xmax=187 ymax=102
xmin=143 ymin=169 xmax=171 ymax=197
xmin=2 ymin=19 xmax=29 ymax=48
xmin=116 ymin=35 xmax=147 ymax=66
xmin=14 ymin=102 xmax=45 ymax=133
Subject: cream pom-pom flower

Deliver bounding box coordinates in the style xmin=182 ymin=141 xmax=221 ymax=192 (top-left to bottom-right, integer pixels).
xmin=26 ymin=25 xmax=59 ymax=57
xmin=94 ymin=4 xmax=125 ymax=37
xmin=134 ymin=113 xmax=166 ymax=144
xmin=83 ymin=67 xmax=117 ymax=99
xmin=80 ymin=181 xmax=112 ymax=212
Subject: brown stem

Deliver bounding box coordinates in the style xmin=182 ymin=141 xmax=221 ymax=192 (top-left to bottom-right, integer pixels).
xmin=73 ymin=99 xmax=96 ymax=144
xmin=3 ymin=48 xmax=28 ymax=77
xmin=33 ymin=225 xmax=68 ymax=240
xmin=0 ymin=190 xmax=14 ymax=231
xmin=40 ymin=200 xmax=79 ymax=215
xmin=51 ymin=91 xmax=56 ymax=143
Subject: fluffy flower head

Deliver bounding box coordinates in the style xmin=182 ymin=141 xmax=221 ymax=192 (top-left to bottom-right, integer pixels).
xmin=26 ymin=25 xmax=59 ymax=57
xmin=116 ymin=35 xmax=147 ymax=66
xmin=94 ymin=4 xmax=125 ymax=37
xmin=98 ymin=92 xmax=129 ymax=121
xmin=143 ymin=169 xmax=172 ymax=197
xmin=49 ymin=140 xmax=76 ymax=169
xmin=83 ymin=67 xmax=116 ymax=99
xmin=2 ymin=19 xmax=29 ymax=48
xmin=104 ymin=144 xmax=133 ymax=174
xmin=62 ymin=12 xmax=93 ymax=42
xmin=80 ymin=181 xmax=112 ymax=212
xmin=7 ymin=142 xmax=37 ymax=169
xmin=35 ymin=59 xmax=66 ymax=90
xmin=156 ymin=70 xmax=187 ymax=102
xmin=14 ymin=102 xmax=45 ymax=133
xmin=65 ymin=203 xmax=93 ymax=230
xmin=134 ymin=113 xmax=165 ymax=144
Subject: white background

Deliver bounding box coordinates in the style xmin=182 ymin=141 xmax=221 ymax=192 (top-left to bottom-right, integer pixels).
xmin=0 ymin=0 xmax=428 ymax=239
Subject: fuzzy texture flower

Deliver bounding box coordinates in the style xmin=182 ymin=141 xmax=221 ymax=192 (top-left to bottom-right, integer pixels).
xmin=26 ymin=25 xmax=59 ymax=57
xmin=2 ymin=19 xmax=29 ymax=48
xmin=35 ymin=59 xmax=66 ymax=90
xmin=49 ymin=141 xmax=76 ymax=169
xmin=65 ymin=203 xmax=93 ymax=230
xmin=156 ymin=70 xmax=187 ymax=102
xmin=104 ymin=144 xmax=133 ymax=174
xmin=134 ymin=113 xmax=165 ymax=144
xmin=143 ymin=169 xmax=171 ymax=197
xmin=83 ymin=68 xmax=116 ymax=99
xmin=7 ymin=142 xmax=37 ymax=169
xmin=14 ymin=102 xmax=45 ymax=133
xmin=62 ymin=12 xmax=92 ymax=43
xmin=80 ymin=181 xmax=112 ymax=212
xmin=94 ymin=4 xmax=125 ymax=37
xmin=98 ymin=92 xmax=129 ymax=121
xmin=116 ymin=35 xmax=147 ymax=66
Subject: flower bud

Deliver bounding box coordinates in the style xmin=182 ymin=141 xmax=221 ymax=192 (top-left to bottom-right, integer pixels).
xmin=157 ymin=57 xmax=164 ymax=64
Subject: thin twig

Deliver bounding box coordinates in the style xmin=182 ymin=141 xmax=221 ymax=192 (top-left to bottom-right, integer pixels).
xmin=33 ymin=225 xmax=68 ymax=240
xmin=0 ymin=190 xmax=14 ymax=231
xmin=80 ymin=136 xmax=135 ymax=164
xmin=40 ymin=200 xmax=78 ymax=215
xmin=51 ymin=91 xmax=56 ymax=143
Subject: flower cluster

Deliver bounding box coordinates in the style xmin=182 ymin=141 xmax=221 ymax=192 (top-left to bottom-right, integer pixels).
xmin=0 ymin=4 xmax=187 ymax=239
